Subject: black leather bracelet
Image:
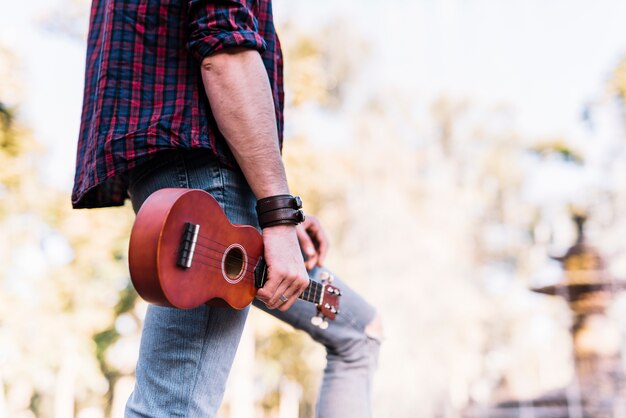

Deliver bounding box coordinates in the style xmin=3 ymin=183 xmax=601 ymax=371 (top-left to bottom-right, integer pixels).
xmin=258 ymin=207 xmax=305 ymax=229
xmin=256 ymin=194 xmax=305 ymax=229
xmin=256 ymin=194 xmax=303 ymax=216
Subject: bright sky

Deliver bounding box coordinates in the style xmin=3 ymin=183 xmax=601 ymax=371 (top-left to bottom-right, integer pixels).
xmin=1 ymin=0 xmax=625 ymax=191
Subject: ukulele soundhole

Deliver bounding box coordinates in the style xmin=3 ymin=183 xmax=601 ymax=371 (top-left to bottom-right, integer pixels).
xmin=221 ymin=244 xmax=248 ymax=284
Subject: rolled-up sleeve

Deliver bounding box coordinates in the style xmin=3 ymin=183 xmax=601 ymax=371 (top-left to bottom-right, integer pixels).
xmin=187 ymin=0 xmax=267 ymax=62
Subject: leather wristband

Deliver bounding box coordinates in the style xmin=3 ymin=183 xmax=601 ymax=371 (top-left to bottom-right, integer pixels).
xmin=256 ymin=194 xmax=305 ymax=229
xmin=258 ymin=208 xmax=305 ymax=229
xmin=256 ymin=194 xmax=303 ymax=215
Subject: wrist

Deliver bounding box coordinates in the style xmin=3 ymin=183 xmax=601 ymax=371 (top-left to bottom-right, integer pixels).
xmin=262 ymin=223 xmax=297 ymax=233
xmin=262 ymin=224 xmax=298 ymax=238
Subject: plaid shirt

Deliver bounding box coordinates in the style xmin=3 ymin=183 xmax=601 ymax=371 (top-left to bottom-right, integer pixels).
xmin=72 ymin=0 xmax=283 ymax=208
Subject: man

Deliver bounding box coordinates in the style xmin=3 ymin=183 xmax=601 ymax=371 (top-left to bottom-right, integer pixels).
xmin=72 ymin=1 xmax=381 ymax=416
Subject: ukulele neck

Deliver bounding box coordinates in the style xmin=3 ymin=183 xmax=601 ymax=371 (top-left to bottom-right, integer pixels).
xmin=254 ymin=258 xmax=324 ymax=304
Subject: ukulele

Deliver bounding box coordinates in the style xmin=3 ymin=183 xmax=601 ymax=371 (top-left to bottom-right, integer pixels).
xmin=128 ymin=188 xmax=341 ymax=328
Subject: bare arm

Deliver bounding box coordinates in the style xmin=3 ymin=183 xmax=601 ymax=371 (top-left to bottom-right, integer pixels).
xmin=200 ymin=48 xmax=286 ymax=198
xmin=200 ymin=48 xmax=308 ymax=311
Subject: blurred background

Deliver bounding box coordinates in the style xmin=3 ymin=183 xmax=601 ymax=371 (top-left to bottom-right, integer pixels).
xmin=1 ymin=0 xmax=626 ymax=417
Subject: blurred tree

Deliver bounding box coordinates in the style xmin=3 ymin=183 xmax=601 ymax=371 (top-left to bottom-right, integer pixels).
xmin=280 ymin=18 xmax=368 ymax=109
xmin=0 ymin=44 xmax=135 ymax=417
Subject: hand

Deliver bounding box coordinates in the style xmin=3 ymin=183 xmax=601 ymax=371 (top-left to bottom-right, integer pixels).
xmin=296 ymin=215 xmax=329 ymax=270
xmin=256 ymin=225 xmax=310 ymax=311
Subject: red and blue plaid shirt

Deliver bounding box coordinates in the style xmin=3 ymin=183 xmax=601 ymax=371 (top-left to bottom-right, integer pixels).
xmin=72 ymin=0 xmax=283 ymax=208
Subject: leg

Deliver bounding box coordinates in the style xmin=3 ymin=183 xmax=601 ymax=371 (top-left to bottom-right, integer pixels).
xmin=253 ymin=266 xmax=382 ymax=418
xmin=126 ymin=304 xmax=249 ymax=417
xmin=125 ymin=151 xmax=259 ymax=417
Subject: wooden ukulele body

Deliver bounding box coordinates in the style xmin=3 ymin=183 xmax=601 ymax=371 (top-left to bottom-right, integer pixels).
xmin=129 ymin=188 xmax=262 ymax=309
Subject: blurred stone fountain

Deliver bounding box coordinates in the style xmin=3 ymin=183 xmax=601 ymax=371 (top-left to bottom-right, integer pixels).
xmin=465 ymin=214 xmax=626 ymax=418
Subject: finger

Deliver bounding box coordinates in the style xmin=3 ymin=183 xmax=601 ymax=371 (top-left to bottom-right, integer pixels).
xmin=278 ymin=294 xmax=298 ymax=311
xmin=277 ymin=279 xmax=308 ymax=311
xmin=265 ymin=278 xmax=295 ymax=309
xmin=270 ymin=269 xmax=309 ymax=310
xmin=307 ymin=220 xmax=329 ymax=266
xmin=296 ymin=225 xmax=318 ymax=270
xmin=256 ymin=270 xmax=282 ymax=302
xmin=316 ymin=234 xmax=328 ymax=266
xmin=256 ymin=282 xmax=276 ymax=301
xmin=265 ymin=273 xmax=293 ymax=309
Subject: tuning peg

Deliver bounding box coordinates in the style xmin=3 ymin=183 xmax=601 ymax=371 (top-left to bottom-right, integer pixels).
xmin=326 ymin=286 xmax=341 ymax=296
xmin=311 ymin=315 xmax=323 ymax=327
xmin=319 ymin=320 xmax=329 ymax=330
xmin=320 ymin=271 xmax=330 ymax=281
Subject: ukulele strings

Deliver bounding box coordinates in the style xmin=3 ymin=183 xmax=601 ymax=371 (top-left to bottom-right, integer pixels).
xmin=196 ymin=232 xmax=257 ymax=255
xmin=185 ymin=237 xmax=260 ymax=285
xmin=188 ymin=255 xmax=257 ymax=283
xmin=194 ymin=235 xmax=261 ymax=264
xmin=191 ymin=244 xmax=261 ymax=280
xmin=186 ymin=248 xmax=322 ymax=298
xmin=196 ymin=250 xmax=250 ymax=276
xmin=185 ymin=256 xmax=321 ymax=302
xmin=190 ymin=241 xmax=265 ymax=285
xmin=182 ymin=233 xmax=325 ymax=300
xmin=193 ymin=249 xmax=254 ymax=273
xmin=193 ymin=240 xmax=260 ymax=265
xmin=193 ymin=244 xmax=321 ymax=295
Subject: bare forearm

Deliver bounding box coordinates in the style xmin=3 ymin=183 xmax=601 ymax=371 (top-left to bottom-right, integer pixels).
xmin=200 ymin=49 xmax=288 ymax=199
xmin=200 ymin=49 xmax=309 ymax=311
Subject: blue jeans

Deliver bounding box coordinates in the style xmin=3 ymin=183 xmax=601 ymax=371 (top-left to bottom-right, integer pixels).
xmin=125 ymin=150 xmax=380 ymax=418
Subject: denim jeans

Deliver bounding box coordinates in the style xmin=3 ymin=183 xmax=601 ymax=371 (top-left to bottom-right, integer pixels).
xmin=125 ymin=150 xmax=380 ymax=418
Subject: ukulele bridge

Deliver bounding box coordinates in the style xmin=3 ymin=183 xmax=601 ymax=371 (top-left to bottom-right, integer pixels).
xmin=177 ymin=222 xmax=200 ymax=269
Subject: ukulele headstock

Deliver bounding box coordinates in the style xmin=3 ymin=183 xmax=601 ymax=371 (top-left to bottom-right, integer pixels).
xmin=310 ymin=271 xmax=341 ymax=329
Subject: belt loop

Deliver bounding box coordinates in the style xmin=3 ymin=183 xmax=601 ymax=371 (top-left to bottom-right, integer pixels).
xmin=176 ymin=151 xmax=190 ymax=189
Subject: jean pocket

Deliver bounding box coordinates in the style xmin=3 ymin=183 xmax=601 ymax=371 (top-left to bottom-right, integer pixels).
xmin=129 ymin=151 xmax=180 ymax=190
xmin=128 ymin=151 xmax=187 ymax=212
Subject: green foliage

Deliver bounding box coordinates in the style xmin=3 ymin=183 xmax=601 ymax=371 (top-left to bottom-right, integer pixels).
xmin=0 ymin=102 xmax=11 ymax=125
xmin=0 ymin=102 xmax=16 ymax=155
xmin=529 ymin=139 xmax=584 ymax=163
xmin=0 ymin=89 xmax=135 ymax=416
xmin=116 ymin=283 xmax=139 ymax=315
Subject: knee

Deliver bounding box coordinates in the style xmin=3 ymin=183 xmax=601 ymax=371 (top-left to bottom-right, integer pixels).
xmin=330 ymin=313 xmax=383 ymax=366
xmin=365 ymin=314 xmax=383 ymax=343
xmin=361 ymin=313 xmax=383 ymax=363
